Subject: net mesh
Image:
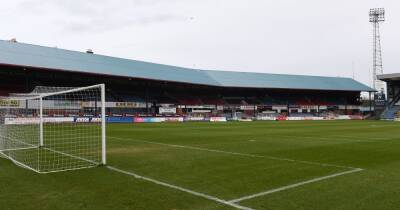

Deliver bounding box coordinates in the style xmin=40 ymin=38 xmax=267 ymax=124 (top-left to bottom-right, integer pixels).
xmin=0 ymin=85 xmax=105 ymax=173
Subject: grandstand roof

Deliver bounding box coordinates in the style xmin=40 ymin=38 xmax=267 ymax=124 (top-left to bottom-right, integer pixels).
xmin=378 ymin=73 xmax=400 ymax=81
xmin=0 ymin=40 xmax=374 ymax=92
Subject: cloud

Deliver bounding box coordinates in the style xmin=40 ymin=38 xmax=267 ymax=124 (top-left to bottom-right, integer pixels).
xmin=56 ymin=14 xmax=188 ymax=34
xmin=19 ymin=0 xmax=188 ymax=33
xmin=5 ymin=0 xmax=398 ymax=87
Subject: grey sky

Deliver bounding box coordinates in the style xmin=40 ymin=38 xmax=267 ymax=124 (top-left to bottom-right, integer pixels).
xmin=0 ymin=0 xmax=398 ymax=87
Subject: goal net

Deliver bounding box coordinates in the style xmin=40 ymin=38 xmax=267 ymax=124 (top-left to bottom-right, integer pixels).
xmin=0 ymin=84 xmax=106 ymax=173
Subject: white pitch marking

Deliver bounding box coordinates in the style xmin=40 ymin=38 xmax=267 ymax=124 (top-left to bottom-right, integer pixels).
xmin=282 ymin=134 xmax=400 ymax=143
xmin=0 ymin=135 xmax=99 ymax=173
xmin=107 ymin=166 xmax=254 ymax=210
xmin=109 ymin=136 xmax=357 ymax=170
xmin=332 ymin=135 xmax=399 ymax=141
xmin=228 ymin=168 xmax=364 ymax=204
xmin=108 ymin=136 xmax=365 ymax=206
xmin=280 ymin=135 xmax=373 ymax=143
xmin=0 ymin=146 xmax=37 ymax=152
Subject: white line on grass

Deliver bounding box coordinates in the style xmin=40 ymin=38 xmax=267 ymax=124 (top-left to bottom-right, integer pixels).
xmin=107 ymin=166 xmax=254 ymax=210
xmin=0 ymin=136 xmax=100 ymax=173
xmin=228 ymin=168 xmax=364 ymax=204
xmin=108 ymin=136 xmax=365 ymax=208
xmin=283 ymin=135 xmax=400 ymax=144
xmin=281 ymin=135 xmax=382 ymax=143
xmin=0 ymin=146 xmax=37 ymax=152
xmin=332 ymin=135 xmax=400 ymax=141
xmin=108 ymin=136 xmax=358 ymax=170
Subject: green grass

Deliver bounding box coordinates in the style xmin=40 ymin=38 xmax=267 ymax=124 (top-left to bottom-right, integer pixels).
xmin=1 ymin=124 xmax=101 ymax=172
xmin=1 ymin=120 xmax=400 ymax=210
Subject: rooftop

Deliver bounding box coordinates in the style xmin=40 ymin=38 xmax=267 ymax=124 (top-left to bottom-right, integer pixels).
xmin=0 ymin=40 xmax=375 ymax=92
xmin=377 ymin=73 xmax=400 ymax=81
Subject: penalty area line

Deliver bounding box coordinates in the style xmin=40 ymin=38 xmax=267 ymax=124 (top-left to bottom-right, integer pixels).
xmin=107 ymin=166 xmax=254 ymax=210
xmin=108 ymin=136 xmax=357 ymax=170
xmin=228 ymin=168 xmax=364 ymax=204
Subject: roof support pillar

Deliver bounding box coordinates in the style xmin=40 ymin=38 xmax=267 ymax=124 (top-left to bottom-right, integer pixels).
xmin=369 ymin=92 xmax=372 ymax=112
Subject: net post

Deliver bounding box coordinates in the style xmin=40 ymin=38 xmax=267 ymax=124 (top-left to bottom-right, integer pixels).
xmin=39 ymin=96 xmax=44 ymax=147
xmin=101 ymin=84 xmax=106 ymax=165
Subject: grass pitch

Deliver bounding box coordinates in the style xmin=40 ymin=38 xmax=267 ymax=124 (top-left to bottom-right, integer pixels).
xmin=1 ymin=120 xmax=400 ymax=210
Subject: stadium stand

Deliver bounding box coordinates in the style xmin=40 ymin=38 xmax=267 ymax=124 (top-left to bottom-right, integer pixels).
xmin=378 ymin=74 xmax=400 ymax=120
xmin=381 ymin=106 xmax=400 ymax=120
xmin=0 ymin=39 xmax=376 ymax=120
xmin=202 ymin=98 xmax=226 ymax=105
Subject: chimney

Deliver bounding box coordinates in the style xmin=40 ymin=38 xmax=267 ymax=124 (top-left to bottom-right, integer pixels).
xmin=86 ymin=49 xmax=94 ymax=54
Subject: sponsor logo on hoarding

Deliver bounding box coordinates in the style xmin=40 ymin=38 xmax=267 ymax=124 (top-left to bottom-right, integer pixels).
xmin=240 ymin=106 xmax=256 ymax=110
xmin=336 ymin=115 xmax=351 ymax=120
xmin=272 ymin=106 xmax=288 ymax=110
xmin=45 ymin=117 xmax=75 ymax=123
xmin=287 ymin=117 xmax=303 ymax=121
xmin=276 ymin=116 xmax=287 ymax=121
xmin=159 ymin=107 xmax=177 ymax=114
xmin=209 ymin=117 xmax=227 ymax=122
xmin=238 ymin=119 xmax=253 ymax=122
xmin=5 ymin=117 xmax=75 ymax=125
xmin=300 ymin=105 xmax=318 ymax=110
xmin=133 ymin=117 xmax=145 ymax=123
xmin=115 ymin=102 xmax=146 ymax=108
xmin=55 ymin=101 xmax=80 ymax=107
xmin=164 ymin=117 xmax=183 ymax=122
xmin=185 ymin=117 xmax=206 ymax=121
xmin=75 ymin=117 xmax=103 ymax=123
xmin=91 ymin=118 xmax=102 ymax=123
xmin=0 ymin=100 xmax=20 ymax=107
xmin=106 ymin=117 xmax=133 ymax=123
xmin=257 ymin=116 xmax=276 ymax=121
xmin=5 ymin=118 xmax=39 ymax=125
xmin=133 ymin=117 xmax=184 ymax=123
xmin=75 ymin=117 xmax=90 ymax=123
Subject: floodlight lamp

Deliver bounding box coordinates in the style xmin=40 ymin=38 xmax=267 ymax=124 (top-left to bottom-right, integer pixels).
xmin=369 ymin=8 xmax=385 ymax=22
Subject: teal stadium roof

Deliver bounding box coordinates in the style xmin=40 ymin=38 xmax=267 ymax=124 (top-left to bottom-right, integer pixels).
xmin=0 ymin=40 xmax=374 ymax=92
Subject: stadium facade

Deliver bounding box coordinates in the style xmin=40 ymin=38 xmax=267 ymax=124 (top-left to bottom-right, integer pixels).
xmin=378 ymin=74 xmax=400 ymax=120
xmin=0 ymin=39 xmax=376 ymax=120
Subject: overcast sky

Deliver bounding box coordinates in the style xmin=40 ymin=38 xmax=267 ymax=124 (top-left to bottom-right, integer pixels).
xmin=1 ymin=0 xmax=398 ymax=87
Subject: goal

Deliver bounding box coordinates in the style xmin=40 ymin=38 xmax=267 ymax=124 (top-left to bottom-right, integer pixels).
xmin=0 ymin=84 xmax=106 ymax=173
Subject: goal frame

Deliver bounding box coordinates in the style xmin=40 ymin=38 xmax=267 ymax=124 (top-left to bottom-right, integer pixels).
xmin=0 ymin=84 xmax=106 ymax=173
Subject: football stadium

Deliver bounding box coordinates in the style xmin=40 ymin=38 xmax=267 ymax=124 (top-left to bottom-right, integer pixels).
xmin=1 ymin=37 xmax=400 ymax=210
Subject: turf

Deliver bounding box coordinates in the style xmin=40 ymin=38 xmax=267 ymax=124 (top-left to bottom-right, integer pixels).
xmin=1 ymin=120 xmax=400 ymax=210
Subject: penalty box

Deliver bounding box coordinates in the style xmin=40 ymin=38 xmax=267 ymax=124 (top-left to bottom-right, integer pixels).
xmin=108 ymin=136 xmax=361 ymax=203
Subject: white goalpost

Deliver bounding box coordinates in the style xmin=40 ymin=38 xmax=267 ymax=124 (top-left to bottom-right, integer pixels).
xmin=0 ymin=84 xmax=106 ymax=173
